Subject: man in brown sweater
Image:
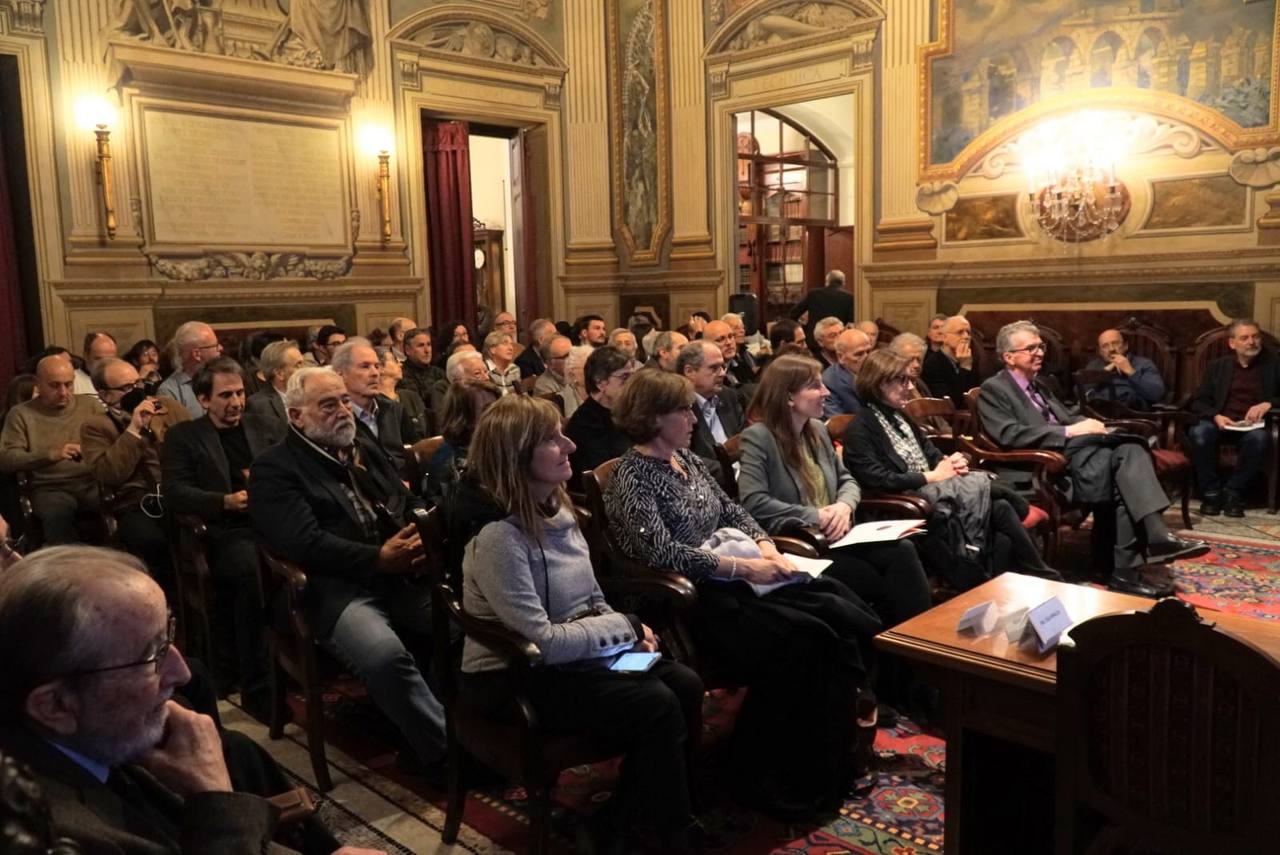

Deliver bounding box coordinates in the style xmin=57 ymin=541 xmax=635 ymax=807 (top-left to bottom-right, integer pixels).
xmin=0 ymin=355 xmax=101 ymax=544
xmin=82 ymin=357 xmax=190 ymax=578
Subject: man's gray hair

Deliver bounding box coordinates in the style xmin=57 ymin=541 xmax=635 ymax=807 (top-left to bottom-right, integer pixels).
xmin=889 ymin=332 xmax=926 ymax=354
xmin=528 ymin=317 xmax=555 ymax=341
xmin=996 ymin=321 xmax=1039 ymax=356
xmin=825 ymin=269 xmax=846 ymax=287
xmin=482 ymin=330 xmax=512 ymax=354
xmin=814 ymin=316 xmax=844 ymax=338
xmin=171 ymin=321 xmax=212 ymax=361
xmin=607 ymin=328 xmax=634 ymax=346
xmin=90 ymin=357 xmax=129 ymax=391
xmin=675 ymin=341 xmax=716 ymax=375
xmin=445 ymin=348 xmax=484 ymax=382
xmin=930 ymin=312 xmax=948 ymax=324
xmin=1228 ymin=318 xmax=1263 ymax=338
xmin=653 ymin=331 xmax=683 ymax=354
xmin=285 ymin=365 xmax=338 ymax=409
xmin=720 ymin=312 xmax=744 ymax=325
xmin=539 ymin=334 xmax=570 ymax=361
xmin=259 ymin=339 xmax=298 ymax=380
xmin=329 ymin=336 xmax=373 ymax=374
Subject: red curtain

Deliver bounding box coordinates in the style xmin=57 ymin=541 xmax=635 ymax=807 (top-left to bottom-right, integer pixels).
xmin=423 ymin=119 xmax=475 ymax=330
xmin=0 ymin=126 xmax=27 ymax=391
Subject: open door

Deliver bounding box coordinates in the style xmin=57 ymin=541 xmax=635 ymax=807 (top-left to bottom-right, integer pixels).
xmin=509 ymin=125 xmax=551 ymax=331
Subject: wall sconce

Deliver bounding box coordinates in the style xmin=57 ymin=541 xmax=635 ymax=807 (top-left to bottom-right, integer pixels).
xmin=359 ymin=124 xmax=394 ymax=243
xmin=76 ymin=96 xmax=117 ymax=240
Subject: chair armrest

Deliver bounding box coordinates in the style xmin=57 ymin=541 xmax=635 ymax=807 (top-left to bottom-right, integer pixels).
xmin=956 ymin=436 xmax=1068 ymax=475
xmin=774 ymin=522 xmax=828 ymax=555
xmin=858 ymin=493 xmax=932 ymax=519
xmin=600 ymin=572 xmax=698 ymax=609
xmin=773 ymin=535 xmax=820 ymax=559
xmin=445 ymin=605 xmax=544 ymax=668
xmin=1102 ymin=418 xmax=1158 ymax=437
xmin=172 ymin=512 xmax=210 ymax=540
xmin=263 ymin=552 xmax=308 ymax=598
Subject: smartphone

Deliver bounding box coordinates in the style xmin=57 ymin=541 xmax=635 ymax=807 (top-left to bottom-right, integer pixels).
xmin=609 ymin=652 xmax=661 ymax=673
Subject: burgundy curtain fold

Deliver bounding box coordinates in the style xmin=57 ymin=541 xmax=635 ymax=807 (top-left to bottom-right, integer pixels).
xmin=0 ymin=127 xmax=27 ymax=391
xmin=423 ymin=119 xmax=475 ymax=331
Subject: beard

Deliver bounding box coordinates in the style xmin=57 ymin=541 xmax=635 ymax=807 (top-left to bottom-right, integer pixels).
xmin=74 ymin=689 xmax=172 ymax=766
xmin=303 ymin=416 xmax=357 ymax=449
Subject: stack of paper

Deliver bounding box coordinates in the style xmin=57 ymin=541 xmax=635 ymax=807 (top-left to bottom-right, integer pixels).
xmin=829 ymin=519 xmax=926 ymax=550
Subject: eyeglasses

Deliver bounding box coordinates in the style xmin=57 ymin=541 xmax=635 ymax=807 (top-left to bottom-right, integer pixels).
xmin=607 ymin=370 xmax=634 ymax=384
xmin=194 ymin=343 xmax=222 ymax=353
xmin=61 ymin=614 xmax=176 ymax=678
xmin=1009 ymin=343 xmax=1047 ymax=355
xmin=102 ymin=380 xmax=139 ymax=394
xmin=884 ymin=375 xmax=914 ymax=388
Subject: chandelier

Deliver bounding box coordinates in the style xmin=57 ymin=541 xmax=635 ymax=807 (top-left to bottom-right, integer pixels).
xmin=1020 ymin=112 xmax=1131 ymax=243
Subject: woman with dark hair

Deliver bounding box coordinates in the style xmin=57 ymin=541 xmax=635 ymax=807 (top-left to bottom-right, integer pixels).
xmin=376 ymin=345 xmax=428 ymax=441
xmin=455 ymin=395 xmax=704 ymax=852
xmin=737 ymin=354 xmax=932 ymax=629
xmin=604 ymin=368 xmax=880 ymax=819
xmin=432 ymin=321 xmax=471 ymax=369
xmin=423 ymin=379 xmax=499 ymax=506
xmin=844 ymin=348 xmax=1061 ymax=587
xmin=564 ymin=345 xmax=634 ymax=476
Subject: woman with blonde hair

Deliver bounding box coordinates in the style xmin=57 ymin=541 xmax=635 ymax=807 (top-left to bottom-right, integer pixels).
xmin=455 ymin=395 xmax=704 ymax=852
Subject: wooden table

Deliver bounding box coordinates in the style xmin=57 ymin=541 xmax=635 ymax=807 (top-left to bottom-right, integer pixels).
xmin=875 ymin=573 xmax=1280 ymax=854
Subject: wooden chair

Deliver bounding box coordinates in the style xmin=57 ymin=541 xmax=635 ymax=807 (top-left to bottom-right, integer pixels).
xmin=0 ymin=750 xmax=84 ymax=854
xmin=872 ymin=317 xmax=900 ymax=349
xmin=404 ymin=435 xmax=445 ymax=494
xmin=1056 ymin=598 xmax=1280 ymax=854
xmin=825 ymin=413 xmax=855 ymax=448
xmin=902 ymin=396 xmax=960 ymax=454
xmin=413 ymin=506 xmax=626 ymax=855
xmin=168 ymin=513 xmax=218 ymax=668
xmin=518 ymin=375 xmax=539 ymax=395
xmin=1030 ymin=321 xmax=1073 ymax=402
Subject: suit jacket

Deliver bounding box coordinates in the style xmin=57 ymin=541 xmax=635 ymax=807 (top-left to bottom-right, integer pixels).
xmin=244 ymin=386 xmax=287 ymax=426
xmin=1189 ymin=350 xmax=1280 ymax=419
xmin=352 ymin=394 xmax=418 ymax=472
xmin=842 ymin=402 xmax=943 ymax=494
xmin=821 ymin=362 xmax=862 ymax=418
xmin=81 ymin=397 xmax=191 ymax=507
xmin=515 ymin=345 xmax=545 ymax=379
xmin=1083 ymin=354 xmax=1166 ymax=408
xmin=789 ymin=285 xmax=854 ymax=336
xmin=689 ymin=390 xmax=745 ymax=490
xmin=248 ymin=429 xmax=426 ymax=636
xmin=922 ymin=349 xmax=979 ymax=410
xmin=0 ymin=723 xmax=290 ymax=855
xmin=737 ymin=420 xmax=861 ymax=533
xmin=160 ymin=413 xmax=286 ymax=529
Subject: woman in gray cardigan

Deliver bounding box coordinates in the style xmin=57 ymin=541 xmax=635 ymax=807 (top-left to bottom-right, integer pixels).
xmin=738 ymin=354 xmax=932 ymax=628
xmin=457 ymin=395 xmax=703 ymax=852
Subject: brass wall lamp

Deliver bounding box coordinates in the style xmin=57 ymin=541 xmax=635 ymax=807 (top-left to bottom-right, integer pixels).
xmin=77 ymin=96 xmax=117 ymax=239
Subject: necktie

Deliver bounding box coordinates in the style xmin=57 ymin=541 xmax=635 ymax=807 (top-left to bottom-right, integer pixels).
xmin=703 ymin=397 xmax=726 ymax=444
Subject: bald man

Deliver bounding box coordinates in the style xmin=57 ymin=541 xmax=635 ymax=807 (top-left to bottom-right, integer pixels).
xmin=853 ymin=320 xmax=880 ymax=348
xmin=0 ymin=355 xmax=103 ymax=543
xmin=1083 ymin=328 xmax=1166 ymax=410
xmin=823 ymin=328 xmax=872 ymax=418
xmin=922 ymin=315 xmax=980 ymax=409
xmin=158 ymin=321 xmax=222 ymax=416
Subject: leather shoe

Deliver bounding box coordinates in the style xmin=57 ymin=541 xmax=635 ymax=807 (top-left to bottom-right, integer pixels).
xmin=1223 ymin=490 xmax=1246 ymax=518
xmin=1107 ymin=569 xmax=1175 ymax=598
xmin=1146 ymin=537 xmax=1210 ymax=564
xmin=1199 ymin=493 xmax=1222 ymax=516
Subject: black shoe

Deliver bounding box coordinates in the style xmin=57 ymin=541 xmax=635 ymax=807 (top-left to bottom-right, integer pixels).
xmin=876 ymin=703 xmax=900 ymax=730
xmin=1223 ymin=490 xmax=1246 ymax=518
xmin=1107 ymin=569 xmax=1176 ymax=598
xmin=1199 ymin=492 xmax=1222 ymax=516
xmin=1146 ymin=537 xmax=1210 ymax=564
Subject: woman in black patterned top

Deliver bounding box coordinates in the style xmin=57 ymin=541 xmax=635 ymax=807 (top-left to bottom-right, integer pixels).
xmin=604 ymin=369 xmax=881 ymax=820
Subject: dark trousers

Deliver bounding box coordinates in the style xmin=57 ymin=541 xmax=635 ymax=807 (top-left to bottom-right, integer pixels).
xmin=114 ymin=506 xmax=173 ymax=581
xmin=825 ymin=537 xmax=932 ymax=627
xmin=208 ymin=528 xmax=270 ymax=702
xmin=990 ymin=498 xmax=1053 ymax=573
xmin=1068 ymin=443 xmax=1170 ymax=570
xmin=30 ymin=483 xmax=99 ymax=544
xmin=461 ymin=658 xmax=702 ymax=834
xmin=1187 ymin=420 xmax=1269 ymax=496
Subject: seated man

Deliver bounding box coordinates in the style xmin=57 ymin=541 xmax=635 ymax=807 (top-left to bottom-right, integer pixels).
xmin=721 ymin=313 xmax=759 ymax=384
xmin=515 ymin=317 xmax=555 ymax=378
xmin=565 ymin=345 xmax=634 ymax=477
xmin=75 ymin=330 xmax=118 ymax=395
xmin=702 ymin=319 xmax=743 ymax=390
xmin=249 ymin=367 xmax=446 ymax=777
xmin=809 ymin=316 xmax=844 ymax=369
xmin=331 ymin=338 xmax=419 ymax=471
xmin=853 ymin=319 xmax=880 ymax=348
xmin=161 ymin=357 xmax=285 ymax=718
xmin=922 ymin=314 xmax=979 ymax=409
xmin=397 ymin=327 xmax=446 ymax=432
xmin=82 ymin=357 xmax=190 ymax=580
xmin=1186 ymin=319 xmax=1280 ymax=517
xmin=247 ymin=339 xmax=306 ymax=426
xmin=678 ymin=340 xmax=743 ymax=490
xmin=927 ymin=313 xmax=947 ymax=353
xmin=0 ymin=355 xmax=101 ymax=544
xmin=385 ymin=317 xmax=417 ymax=363
xmin=1084 ymin=328 xmax=1166 ymax=410
xmin=643 ymin=330 xmax=688 ymax=373
xmin=158 ymin=321 xmax=222 ymax=416
xmin=0 ymin=545 xmax=379 ymax=855
xmin=979 ymin=321 xmax=1205 ymax=597
xmin=532 ymin=334 xmax=572 ymax=397
xmin=822 ymin=328 xmax=871 ymax=418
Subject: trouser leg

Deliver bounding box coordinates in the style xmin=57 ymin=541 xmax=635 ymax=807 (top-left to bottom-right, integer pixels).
xmin=827 ymin=538 xmax=931 ymax=627
xmin=991 ymin=498 xmax=1054 ymax=574
xmin=1186 ymin=420 xmax=1222 ymax=495
xmin=209 ymin=530 xmax=270 ymax=703
xmin=114 ymin=506 xmax=173 ymax=580
xmin=31 ymin=487 xmax=82 ymax=545
xmin=1226 ymin=426 xmax=1270 ymax=495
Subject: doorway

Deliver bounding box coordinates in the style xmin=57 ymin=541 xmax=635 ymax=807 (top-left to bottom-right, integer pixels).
xmin=0 ymin=54 xmax=38 ymax=382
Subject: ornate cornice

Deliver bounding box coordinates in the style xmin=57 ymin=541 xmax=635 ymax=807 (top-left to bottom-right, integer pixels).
xmin=388 ymin=3 xmax=567 ymax=72
xmin=705 ymin=0 xmax=884 ymax=60
xmin=1230 ymin=148 xmax=1280 ymax=190
xmin=50 ymin=278 xmax=421 ymax=306
xmin=146 ymin=251 xmax=353 ymax=282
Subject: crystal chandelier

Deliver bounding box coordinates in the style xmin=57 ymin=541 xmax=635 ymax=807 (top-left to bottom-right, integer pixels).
xmin=1020 ymin=111 xmax=1131 ymax=243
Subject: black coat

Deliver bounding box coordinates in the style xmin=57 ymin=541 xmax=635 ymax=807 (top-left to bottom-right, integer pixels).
xmin=842 ymin=402 xmax=944 ymax=494
xmin=244 ymin=386 xmax=287 ymax=426
xmin=353 ymin=394 xmax=419 ymax=472
xmin=515 ymin=345 xmax=545 ymax=379
xmin=248 ymin=429 xmax=426 ymax=636
xmin=566 ymin=397 xmax=631 ymax=477
xmin=921 ymin=349 xmax=979 ymax=409
xmin=1188 ymin=350 xmax=1280 ymax=419
xmin=160 ymin=413 xmax=285 ymax=530
xmin=398 ymin=360 xmax=445 ymax=421
xmin=690 ymin=390 xmax=745 ymax=490
xmin=789 ymin=285 xmax=854 ymax=337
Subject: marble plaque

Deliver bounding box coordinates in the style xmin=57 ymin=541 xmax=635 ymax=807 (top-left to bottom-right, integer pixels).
xmin=142 ymin=110 xmax=348 ymax=249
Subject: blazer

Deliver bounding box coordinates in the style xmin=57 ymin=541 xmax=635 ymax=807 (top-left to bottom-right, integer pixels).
xmin=248 ymin=429 xmax=426 ymax=636
xmin=352 ymin=394 xmax=419 ymax=472
xmin=922 ymin=349 xmax=979 ymax=410
xmin=160 ymin=413 xmax=285 ymax=528
xmin=821 ymin=362 xmax=862 ymax=418
xmin=244 ymin=386 xmax=287 ymax=426
xmin=1083 ymin=354 xmax=1166 ymax=408
xmin=842 ymin=402 xmax=944 ymax=494
xmin=737 ymin=420 xmax=861 ymax=533
xmin=689 ymin=389 xmax=745 ymax=490
xmin=789 ymin=285 xmax=854 ymax=333
xmin=398 ymin=360 xmax=446 ymax=417
xmin=0 ymin=723 xmax=291 ymax=855
xmin=514 ymin=344 xmax=545 ymax=379
xmin=81 ymin=397 xmax=191 ymax=507
xmin=1188 ymin=350 xmax=1280 ymax=419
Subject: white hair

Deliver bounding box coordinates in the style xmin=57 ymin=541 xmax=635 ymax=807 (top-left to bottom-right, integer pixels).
xmin=814 ymin=317 xmax=844 ymax=338
xmin=171 ymin=321 xmax=212 ymax=361
xmin=329 ymin=336 xmax=373 ymax=374
xmin=889 ymin=332 xmax=926 ymax=354
xmin=445 ymin=348 xmax=484 ymax=382
xmin=996 ymin=321 xmax=1039 ymax=356
xmin=285 ymin=365 xmax=338 ymax=409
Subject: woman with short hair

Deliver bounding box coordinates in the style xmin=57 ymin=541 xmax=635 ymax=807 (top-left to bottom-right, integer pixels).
xmin=375 ymin=345 xmax=427 ymax=441
xmin=423 ymin=379 xmax=499 ymax=506
xmin=481 ymin=331 xmax=520 ymax=396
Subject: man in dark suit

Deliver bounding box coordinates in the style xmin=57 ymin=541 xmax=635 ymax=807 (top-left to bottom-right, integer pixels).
xmin=922 ymin=315 xmax=980 ymax=409
xmin=790 ymin=269 xmax=854 ymax=341
xmin=246 ymin=340 xmax=304 ymax=426
xmin=249 ymin=366 xmax=445 ymax=776
xmin=678 ymin=341 xmax=744 ymax=490
xmin=396 ymin=328 xmax=446 ymax=434
xmin=1186 ymin=319 xmax=1280 ymax=517
xmin=161 ymin=357 xmax=285 ymax=718
xmin=331 ymin=338 xmax=419 ymax=473
xmin=978 ymin=321 xmax=1205 ymax=597
xmin=565 ymin=345 xmax=634 ymax=477
xmin=515 ymin=317 xmax=555 ymax=379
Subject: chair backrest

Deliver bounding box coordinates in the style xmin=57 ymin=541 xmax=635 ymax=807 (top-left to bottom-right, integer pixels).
xmin=1057 ymin=599 xmax=1280 ymax=853
xmin=1070 ymin=368 xmax=1113 ymax=411
xmin=962 ymin=386 xmax=1002 ymax=452
xmin=537 ymin=392 xmax=565 ymax=416
xmin=413 ymin=505 xmax=462 ymax=701
xmin=873 ymin=317 xmax=899 ymax=348
xmin=902 ymin=396 xmax=955 ymax=438
xmin=968 ymin=325 xmax=993 ymax=380
xmin=825 ymin=413 xmax=854 ymax=446
xmin=1030 ymin=320 xmax=1072 ymax=400
xmin=1184 ymin=324 xmax=1280 ymax=399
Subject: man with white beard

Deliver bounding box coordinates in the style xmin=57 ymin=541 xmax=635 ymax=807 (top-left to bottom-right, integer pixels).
xmin=248 ymin=367 xmax=446 ymax=781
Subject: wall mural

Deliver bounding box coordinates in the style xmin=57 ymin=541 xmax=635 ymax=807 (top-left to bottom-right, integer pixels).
xmin=1143 ymin=174 xmax=1250 ymax=230
xmin=924 ymin=0 xmax=1277 ymax=174
xmin=945 ymin=194 xmax=1024 ymax=242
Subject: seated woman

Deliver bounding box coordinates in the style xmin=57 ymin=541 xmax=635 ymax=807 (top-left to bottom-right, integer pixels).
xmin=423 ymin=379 xmax=499 ymax=506
xmin=737 ymin=354 xmax=932 ymax=630
xmin=377 ymin=345 xmax=428 ymax=441
xmin=481 ymin=330 xmax=520 ymax=396
xmin=604 ymin=369 xmax=880 ymax=819
xmin=844 ymin=349 xmax=1061 ymax=586
xmin=458 ymin=395 xmax=705 ymax=852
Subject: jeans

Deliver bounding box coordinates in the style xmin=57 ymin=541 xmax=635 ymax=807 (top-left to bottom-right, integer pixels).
xmin=31 ymin=483 xmax=99 ymax=545
xmin=1187 ymin=419 xmax=1270 ymax=496
xmin=324 ymin=586 xmax=446 ymax=766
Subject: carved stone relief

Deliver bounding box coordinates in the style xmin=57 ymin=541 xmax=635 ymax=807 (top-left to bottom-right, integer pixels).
xmin=267 ymin=0 xmax=373 ymax=74
xmin=409 ymin=19 xmax=549 ymax=67
xmin=1 ymin=0 xmax=45 ymax=32
xmin=620 ymin=0 xmax=659 ymax=250
xmin=917 ymin=181 xmax=960 ymax=215
xmin=148 ymin=251 xmax=353 ymax=281
xmin=723 ymin=2 xmax=865 ymax=52
xmin=1230 ymin=148 xmax=1280 ymax=189
xmin=107 ymin=0 xmax=227 ymax=55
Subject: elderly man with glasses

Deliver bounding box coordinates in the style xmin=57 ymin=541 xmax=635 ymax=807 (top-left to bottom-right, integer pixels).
xmin=158 ymin=322 xmax=222 ymax=417
xmin=978 ymin=321 xmax=1206 ymax=597
xmin=922 ymin=314 xmax=980 ymax=409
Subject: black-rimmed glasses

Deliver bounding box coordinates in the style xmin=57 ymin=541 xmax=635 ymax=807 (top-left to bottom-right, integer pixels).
xmin=1009 ymin=343 xmax=1047 ymax=355
xmin=60 ymin=614 xmax=176 ymax=678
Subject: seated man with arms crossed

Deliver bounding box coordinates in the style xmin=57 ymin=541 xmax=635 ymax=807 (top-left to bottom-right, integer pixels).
xmin=1083 ymin=328 xmax=1166 ymax=411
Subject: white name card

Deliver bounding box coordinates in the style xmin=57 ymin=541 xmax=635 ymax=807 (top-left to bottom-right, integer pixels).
xmin=1027 ymin=596 xmax=1072 ymax=654
xmin=956 ymin=600 xmax=998 ymax=635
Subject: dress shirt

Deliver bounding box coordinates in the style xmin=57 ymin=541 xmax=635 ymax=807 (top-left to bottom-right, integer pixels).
xmin=1011 ymin=371 xmax=1063 ymax=430
xmin=696 ymin=393 xmax=726 ymax=444
xmin=157 ymin=370 xmax=204 ymax=417
xmin=49 ymin=739 xmax=110 ymax=784
xmin=352 ymin=399 xmax=379 ymax=438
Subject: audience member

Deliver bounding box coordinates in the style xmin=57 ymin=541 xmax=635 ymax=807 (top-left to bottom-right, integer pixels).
xmin=927 ymin=313 xmax=947 ymax=352
xmin=246 ymin=339 xmax=304 ymax=427
xmin=0 ymin=355 xmax=101 ymax=544
xmin=1187 ymin=319 xmax=1280 ymax=517
xmin=455 ymin=394 xmax=704 ymax=851
xmin=250 ymin=367 xmax=446 ymax=778
xmin=644 ymin=330 xmax=688 ymax=373
xmin=810 ymin=316 xmax=844 ymax=369
xmin=572 ymin=314 xmax=607 ymax=349
xmin=739 ymin=354 xmax=931 ymax=628
xmin=515 ymin=317 xmax=555 ymax=378
xmin=701 ymin=319 xmax=742 ymax=390
xmin=565 ymin=345 xmax=633 ymax=477
xmin=424 ymin=380 xmax=500 ymax=507
xmin=1084 ymin=328 xmax=1166 ymax=410
xmin=482 ymin=330 xmax=520 ymax=396
xmin=305 ymin=325 xmax=346 ymax=368
xmin=627 ymin=312 xmax=656 ymax=361
xmin=845 ymin=349 xmax=1060 ymax=585
xmin=921 ymin=315 xmax=979 ymax=409
xmin=790 ymin=269 xmax=853 ymax=341
xmin=978 ymin=321 xmax=1206 ymax=597
xmin=76 ymin=331 xmax=118 ymax=395
xmin=386 ymin=318 xmax=417 ymax=363
xmin=331 ymin=338 xmax=419 ymax=471
xmin=431 ymin=321 xmax=471 ymax=369
xmin=239 ymin=332 xmax=288 ymax=397
xmin=396 ymin=328 xmax=445 ymax=429
xmin=853 ymin=320 xmax=880 ymax=349
xmin=160 ymin=357 xmax=285 ymax=715
xmin=604 ymin=368 xmax=878 ymax=818
xmin=676 ymin=311 xmax=710 ymax=340
xmin=532 ymin=334 xmax=571 ymax=398
xmin=676 ymin=340 xmax=743 ymax=491
xmin=561 ymin=345 xmax=593 ymax=418
xmin=376 ymin=346 xmax=428 ymax=441
xmin=489 ymin=311 xmax=518 ymax=340
xmin=768 ymin=318 xmax=806 ymax=356
xmin=722 ymin=313 xmax=759 ymax=383
xmin=125 ymin=338 xmax=163 ymax=391
xmin=608 ymin=327 xmax=638 ymax=362
xmin=158 ymin=322 xmax=222 ymax=416
xmin=822 ymin=328 xmax=871 ymax=418
xmin=82 ymin=357 xmax=190 ymax=582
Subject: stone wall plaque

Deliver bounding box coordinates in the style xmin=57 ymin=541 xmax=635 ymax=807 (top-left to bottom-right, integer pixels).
xmin=140 ymin=109 xmax=350 ymax=251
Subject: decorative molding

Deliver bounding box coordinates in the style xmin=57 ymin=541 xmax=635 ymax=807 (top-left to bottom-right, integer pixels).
xmin=50 ymin=278 xmax=421 ymax=306
xmin=1230 ymin=148 xmax=1280 ymax=190
xmin=147 ymin=251 xmax=353 ymax=281
xmin=1259 ymin=191 xmax=1280 ymax=244
xmin=389 ymin=4 xmax=567 ymax=73
xmin=916 ymin=181 xmax=959 ymax=215
xmin=0 ymin=0 xmax=44 ymax=32
xmin=705 ymin=0 xmax=884 ymax=59
xmin=398 ymin=57 xmax=422 ymax=91
xmin=543 ymin=80 xmax=561 ymax=110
